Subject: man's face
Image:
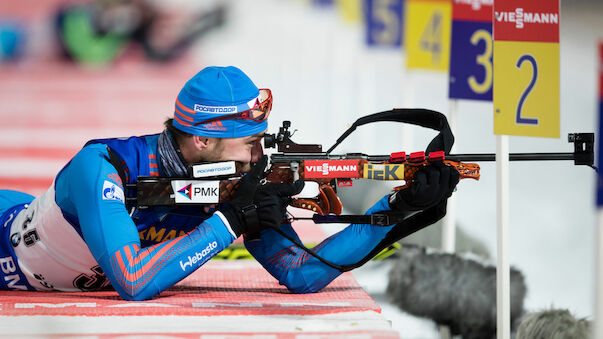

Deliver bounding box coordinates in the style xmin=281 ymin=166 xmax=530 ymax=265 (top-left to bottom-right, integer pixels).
xmin=202 ymin=132 xmax=265 ymax=173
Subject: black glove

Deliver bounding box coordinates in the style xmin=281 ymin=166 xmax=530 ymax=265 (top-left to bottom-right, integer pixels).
xmin=389 ymin=162 xmax=459 ymax=212
xmin=220 ymin=156 xmax=304 ymax=237
xmin=255 ymin=180 xmax=305 ymax=215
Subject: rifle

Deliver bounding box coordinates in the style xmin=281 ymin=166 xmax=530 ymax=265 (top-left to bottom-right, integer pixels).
xmin=131 ymin=108 xmax=593 ymax=219
xmin=128 ymin=108 xmax=594 ymax=271
xmin=132 ymin=109 xmax=481 ymax=225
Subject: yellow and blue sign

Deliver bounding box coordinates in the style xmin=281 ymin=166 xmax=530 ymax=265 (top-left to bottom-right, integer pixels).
xmin=363 ymin=163 xmax=405 ymax=180
xmin=448 ymin=0 xmax=493 ymax=101
xmin=337 ymin=0 xmax=363 ymax=23
xmin=364 ymin=0 xmax=404 ymax=47
xmin=493 ymin=0 xmax=560 ymax=138
xmin=314 ymin=0 xmax=335 ymax=6
xmin=405 ymin=0 xmax=452 ymax=71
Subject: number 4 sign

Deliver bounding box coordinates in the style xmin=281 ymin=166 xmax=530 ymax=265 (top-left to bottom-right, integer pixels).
xmin=405 ymin=0 xmax=452 ymax=71
xmin=493 ymin=0 xmax=560 ymax=138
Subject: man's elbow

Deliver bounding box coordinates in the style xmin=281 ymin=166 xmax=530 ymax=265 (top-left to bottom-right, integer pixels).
xmin=115 ymin=286 xmax=157 ymax=301
xmin=280 ymin=271 xmax=328 ymax=294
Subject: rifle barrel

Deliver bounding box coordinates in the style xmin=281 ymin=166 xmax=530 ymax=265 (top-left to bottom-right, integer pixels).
xmin=447 ymin=152 xmax=577 ymax=162
xmin=272 ymin=152 xmax=579 ymax=162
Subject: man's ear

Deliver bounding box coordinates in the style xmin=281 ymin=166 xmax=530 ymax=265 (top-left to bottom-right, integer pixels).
xmin=193 ymin=135 xmax=211 ymax=150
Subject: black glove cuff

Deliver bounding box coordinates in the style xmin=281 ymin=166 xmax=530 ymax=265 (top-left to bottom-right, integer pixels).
xmin=241 ymin=203 xmax=260 ymax=233
xmin=220 ymin=205 xmax=245 ymax=238
xmin=220 ymin=204 xmax=261 ymax=238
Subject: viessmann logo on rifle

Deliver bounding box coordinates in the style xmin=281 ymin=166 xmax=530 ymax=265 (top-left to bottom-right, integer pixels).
xmin=304 ymin=160 xmax=360 ymax=179
xmin=171 ymin=180 xmax=220 ymax=204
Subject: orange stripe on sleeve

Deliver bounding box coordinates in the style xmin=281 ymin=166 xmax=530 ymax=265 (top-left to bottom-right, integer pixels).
xmin=120 ymin=238 xmax=185 ymax=283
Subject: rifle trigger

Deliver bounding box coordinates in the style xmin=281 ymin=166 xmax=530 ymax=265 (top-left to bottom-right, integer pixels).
xmin=291 ymin=161 xmax=300 ymax=181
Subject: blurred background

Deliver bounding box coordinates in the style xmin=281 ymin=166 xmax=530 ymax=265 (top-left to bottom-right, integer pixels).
xmin=0 ymin=0 xmax=601 ymax=337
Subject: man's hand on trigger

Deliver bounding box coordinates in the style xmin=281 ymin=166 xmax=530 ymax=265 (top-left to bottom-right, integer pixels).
xmin=389 ymin=162 xmax=460 ymax=212
xmin=220 ymin=156 xmax=267 ymax=237
xmin=253 ymin=179 xmax=305 ymax=229
xmin=220 ymin=156 xmax=304 ymax=237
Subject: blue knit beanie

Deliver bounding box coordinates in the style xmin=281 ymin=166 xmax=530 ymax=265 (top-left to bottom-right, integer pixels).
xmin=173 ymin=66 xmax=267 ymax=138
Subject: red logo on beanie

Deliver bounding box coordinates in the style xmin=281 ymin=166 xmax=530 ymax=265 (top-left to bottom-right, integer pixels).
xmin=201 ymin=121 xmax=227 ymax=131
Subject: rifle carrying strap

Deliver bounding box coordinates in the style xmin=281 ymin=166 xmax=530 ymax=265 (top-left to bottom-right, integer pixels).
xmin=336 ymin=200 xmax=448 ymax=271
xmin=314 ymin=108 xmax=455 ymax=271
xmin=276 ymin=201 xmax=448 ymax=272
xmin=311 ymin=212 xmax=411 ymax=226
xmin=326 ymin=108 xmax=454 ymax=155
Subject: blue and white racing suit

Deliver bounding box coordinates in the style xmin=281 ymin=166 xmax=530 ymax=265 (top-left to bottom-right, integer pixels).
xmin=0 ymin=133 xmax=394 ymax=300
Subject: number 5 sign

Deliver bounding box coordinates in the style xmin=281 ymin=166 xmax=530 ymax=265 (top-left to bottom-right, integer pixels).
xmin=365 ymin=0 xmax=404 ymax=47
xmin=493 ymin=0 xmax=560 ymax=138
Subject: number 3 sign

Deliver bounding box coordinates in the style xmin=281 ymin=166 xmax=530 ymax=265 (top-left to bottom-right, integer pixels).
xmin=449 ymin=0 xmax=493 ymax=101
xmin=493 ymin=0 xmax=560 ymax=138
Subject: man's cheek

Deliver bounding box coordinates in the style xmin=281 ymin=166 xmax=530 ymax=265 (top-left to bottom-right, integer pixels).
xmin=251 ymin=140 xmax=264 ymax=163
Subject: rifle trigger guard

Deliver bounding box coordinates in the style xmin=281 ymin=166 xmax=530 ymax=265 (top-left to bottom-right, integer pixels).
xmin=291 ymin=199 xmax=324 ymax=214
xmin=321 ymin=184 xmax=342 ymax=215
xmin=291 ymin=185 xmax=333 ymax=215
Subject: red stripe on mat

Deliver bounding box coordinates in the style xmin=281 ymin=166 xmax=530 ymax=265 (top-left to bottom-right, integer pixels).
xmin=0 ymin=261 xmax=380 ymax=317
xmin=0 ymin=177 xmax=52 ymax=194
xmin=0 ymin=261 xmax=381 ymax=317
xmin=0 ymin=147 xmax=78 ymax=160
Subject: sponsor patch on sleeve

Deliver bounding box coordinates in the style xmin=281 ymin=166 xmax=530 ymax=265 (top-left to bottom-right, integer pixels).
xmin=102 ymin=180 xmax=125 ymax=203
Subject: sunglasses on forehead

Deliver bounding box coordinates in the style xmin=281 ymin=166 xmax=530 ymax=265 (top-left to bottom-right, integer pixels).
xmin=193 ymin=89 xmax=273 ymax=126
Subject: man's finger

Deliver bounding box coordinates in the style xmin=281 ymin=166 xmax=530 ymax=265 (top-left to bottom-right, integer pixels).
xmin=448 ymin=167 xmax=460 ymax=192
xmin=426 ymin=166 xmax=440 ymax=186
xmin=244 ymin=155 xmax=268 ymax=183
xmin=263 ymin=180 xmax=306 ymax=198
xmin=276 ymin=180 xmax=305 ymax=197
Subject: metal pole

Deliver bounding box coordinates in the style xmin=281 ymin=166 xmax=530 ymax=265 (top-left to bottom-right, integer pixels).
xmin=442 ymin=99 xmax=458 ymax=253
xmin=595 ymin=210 xmax=603 ymax=339
xmin=496 ymin=135 xmax=510 ymax=339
